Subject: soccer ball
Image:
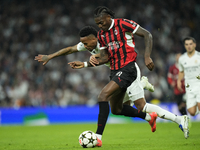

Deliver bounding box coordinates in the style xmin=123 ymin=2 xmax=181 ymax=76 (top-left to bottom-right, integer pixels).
xmin=78 ymin=131 xmax=97 ymax=148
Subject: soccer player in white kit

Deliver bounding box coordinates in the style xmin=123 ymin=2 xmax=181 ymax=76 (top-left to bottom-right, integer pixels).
xmin=177 ymin=37 xmax=200 ymax=116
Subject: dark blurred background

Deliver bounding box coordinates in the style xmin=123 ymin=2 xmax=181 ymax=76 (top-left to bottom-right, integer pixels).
xmin=0 ymin=0 xmax=200 ymax=108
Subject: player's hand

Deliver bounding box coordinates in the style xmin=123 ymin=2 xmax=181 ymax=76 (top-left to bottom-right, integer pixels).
xmin=177 ymin=80 xmax=183 ymax=92
xmin=145 ymin=57 xmax=154 ymax=71
xmin=171 ymin=81 xmax=175 ymax=88
xmin=34 ymin=54 xmax=50 ymax=65
xmin=68 ymin=61 xmax=84 ymax=69
xmin=89 ymin=55 xmax=99 ymax=67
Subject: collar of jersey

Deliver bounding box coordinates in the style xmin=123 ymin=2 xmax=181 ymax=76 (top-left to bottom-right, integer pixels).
xmin=92 ymin=42 xmax=100 ymax=53
xmin=108 ymin=19 xmax=114 ymax=30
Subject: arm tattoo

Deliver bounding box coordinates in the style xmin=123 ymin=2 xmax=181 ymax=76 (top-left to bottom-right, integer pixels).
xmin=87 ymin=49 xmax=109 ymax=67
xmin=98 ymin=49 xmax=109 ymax=63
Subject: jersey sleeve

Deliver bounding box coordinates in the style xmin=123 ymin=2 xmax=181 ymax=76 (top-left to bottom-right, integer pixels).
xmin=77 ymin=42 xmax=87 ymax=52
xmin=178 ymin=57 xmax=184 ymax=72
xmin=121 ymin=19 xmax=140 ymax=34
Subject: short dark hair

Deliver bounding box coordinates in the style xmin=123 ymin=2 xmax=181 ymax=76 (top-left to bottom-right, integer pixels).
xmin=94 ymin=6 xmax=115 ymax=18
xmin=183 ymin=36 xmax=196 ymax=44
xmin=79 ymin=26 xmax=98 ymax=37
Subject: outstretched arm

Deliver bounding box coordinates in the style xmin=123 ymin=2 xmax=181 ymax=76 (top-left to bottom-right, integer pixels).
xmin=35 ymin=45 xmax=78 ymax=65
xmin=135 ymin=26 xmax=154 ymax=71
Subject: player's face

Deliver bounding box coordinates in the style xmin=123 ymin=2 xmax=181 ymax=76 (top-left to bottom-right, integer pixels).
xmin=184 ymin=40 xmax=196 ymax=53
xmin=94 ymin=14 xmax=112 ymax=31
xmin=80 ymin=35 xmax=98 ymax=51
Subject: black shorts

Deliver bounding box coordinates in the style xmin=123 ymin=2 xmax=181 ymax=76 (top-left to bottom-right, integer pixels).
xmin=110 ymin=61 xmax=137 ymax=92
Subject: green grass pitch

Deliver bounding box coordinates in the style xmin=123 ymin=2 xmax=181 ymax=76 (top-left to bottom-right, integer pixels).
xmin=0 ymin=122 xmax=200 ymax=150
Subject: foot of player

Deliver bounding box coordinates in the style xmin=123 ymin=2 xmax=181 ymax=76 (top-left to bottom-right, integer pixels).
xmin=95 ymin=114 xmax=189 ymax=147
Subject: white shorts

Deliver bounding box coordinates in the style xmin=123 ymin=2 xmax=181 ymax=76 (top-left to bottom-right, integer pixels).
xmin=185 ymin=82 xmax=200 ymax=109
xmin=123 ymin=63 xmax=144 ymax=106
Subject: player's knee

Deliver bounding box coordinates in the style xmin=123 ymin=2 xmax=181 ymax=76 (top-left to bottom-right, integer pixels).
xmin=111 ymin=110 xmax=121 ymax=115
xmin=188 ymin=109 xmax=195 ymax=116
xmin=189 ymin=112 xmax=196 ymax=116
xmin=134 ymin=98 xmax=146 ymax=111
xmin=110 ymin=107 xmax=122 ymax=115
xmin=188 ymin=108 xmax=197 ymax=116
xmin=98 ymin=91 xmax=109 ymax=102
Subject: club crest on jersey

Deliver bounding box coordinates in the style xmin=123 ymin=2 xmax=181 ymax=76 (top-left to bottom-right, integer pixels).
xmin=114 ymin=29 xmax=118 ymax=35
xmin=101 ymin=35 xmax=105 ymax=38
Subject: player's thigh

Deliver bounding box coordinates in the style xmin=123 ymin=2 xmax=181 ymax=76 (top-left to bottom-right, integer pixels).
xmin=98 ymin=80 xmax=122 ymax=102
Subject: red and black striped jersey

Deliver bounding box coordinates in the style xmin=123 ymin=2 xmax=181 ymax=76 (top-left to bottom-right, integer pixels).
xmin=167 ymin=64 xmax=185 ymax=95
xmin=97 ymin=18 xmax=139 ymax=70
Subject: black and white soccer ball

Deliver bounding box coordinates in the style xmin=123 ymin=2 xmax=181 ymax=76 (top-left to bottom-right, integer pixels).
xmin=78 ymin=131 xmax=97 ymax=148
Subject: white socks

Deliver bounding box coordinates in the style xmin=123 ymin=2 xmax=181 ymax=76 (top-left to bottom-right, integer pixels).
xmin=145 ymin=113 xmax=151 ymax=121
xmin=143 ymin=103 xmax=181 ymax=124
xmin=96 ymin=134 xmax=102 ymax=140
xmin=195 ymin=106 xmax=199 ymax=115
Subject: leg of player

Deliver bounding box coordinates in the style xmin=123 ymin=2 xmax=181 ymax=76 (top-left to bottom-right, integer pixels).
xmin=197 ymin=103 xmax=200 ymax=115
xmin=124 ymin=98 xmax=157 ymax=132
xmin=140 ymin=76 xmax=154 ymax=92
xmin=176 ymin=94 xmax=187 ymax=115
xmin=95 ymin=81 xmax=157 ymax=147
xmin=178 ymin=102 xmax=187 ymax=115
xmin=187 ymin=105 xmax=199 ymax=116
xmin=110 ymin=92 xmax=156 ymax=132
xmin=131 ymin=65 xmax=189 ymax=139
xmin=141 ymin=101 xmax=189 ymax=139
xmin=95 ymin=81 xmax=124 ymax=147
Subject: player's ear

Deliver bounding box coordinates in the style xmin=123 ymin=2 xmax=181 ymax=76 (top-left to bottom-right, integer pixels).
xmin=90 ymin=35 xmax=97 ymax=40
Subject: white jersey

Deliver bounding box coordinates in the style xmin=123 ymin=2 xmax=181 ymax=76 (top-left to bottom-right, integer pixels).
xmin=178 ymin=51 xmax=200 ymax=85
xmin=77 ymin=42 xmax=110 ymax=67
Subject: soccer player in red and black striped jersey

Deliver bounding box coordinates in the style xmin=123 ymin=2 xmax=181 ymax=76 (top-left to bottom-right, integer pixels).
xmin=97 ymin=17 xmax=145 ymax=71
xmin=69 ymin=6 xmax=189 ymax=144
xmin=93 ymin=6 xmax=189 ymax=141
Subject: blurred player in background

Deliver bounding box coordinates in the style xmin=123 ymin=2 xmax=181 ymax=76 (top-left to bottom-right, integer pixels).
xmin=167 ymin=53 xmax=187 ymax=115
xmin=178 ymin=37 xmax=200 ymax=117
xmin=69 ymin=6 xmax=189 ymax=145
